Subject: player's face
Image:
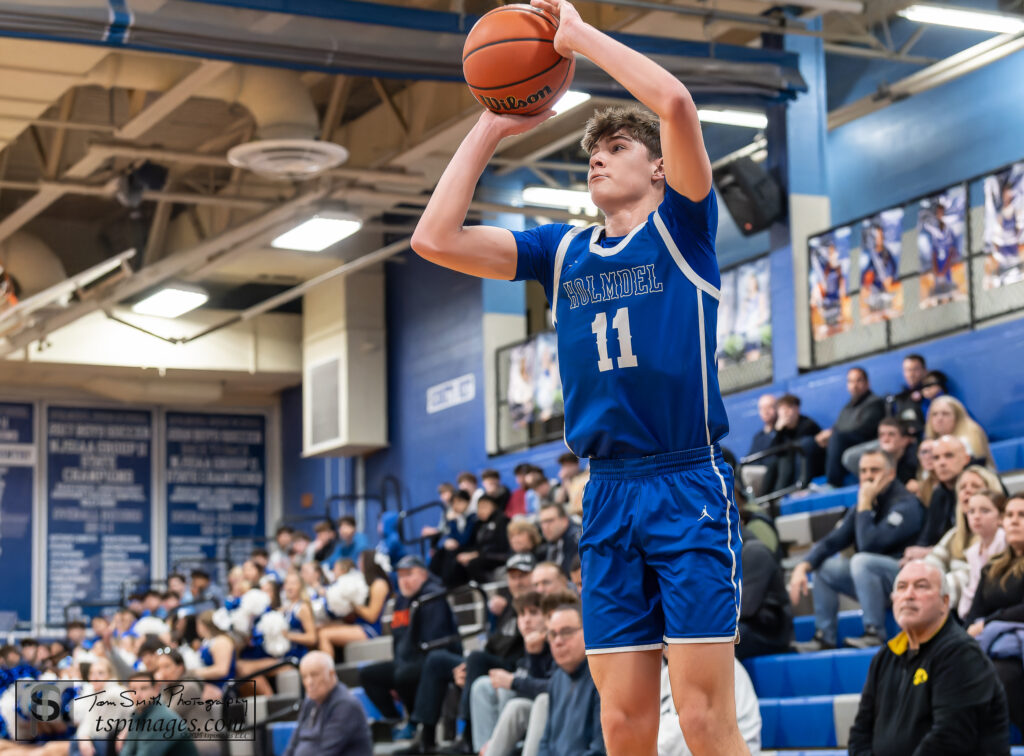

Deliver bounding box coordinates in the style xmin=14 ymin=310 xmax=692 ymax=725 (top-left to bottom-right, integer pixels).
xmin=587 ymin=129 xmax=662 ymax=212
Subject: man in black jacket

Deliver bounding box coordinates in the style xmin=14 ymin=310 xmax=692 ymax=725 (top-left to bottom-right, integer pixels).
xmin=788 ymin=450 xmax=924 ymax=650
xmin=848 ymin=560 xmax=1009 ymax=756
xmin=736 ymin=530 xmax=792 ymax=659
xmin=816 ymin=367 xmax=887 ymax=487
xmin=537 ymin=503 xmax=581 ymax=576
xmin=457 ymin=495 xmax=511 ymax=584
xmin=359 ymin=556 xmax=461 ymax=740
xmin=903 ymin=435 xmax=970 ymax=559
xmin=764 ymin=393 xmax=823 ymax=491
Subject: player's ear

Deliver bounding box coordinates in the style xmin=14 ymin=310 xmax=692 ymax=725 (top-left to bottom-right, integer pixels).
xmin=651 ymin=157 xmax=665 ymax=182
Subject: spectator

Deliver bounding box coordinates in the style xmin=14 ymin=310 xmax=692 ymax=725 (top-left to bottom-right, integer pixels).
xmin=764 ymin=393 xmax=823 ymax=491
xmin=924 ymin=395 xmax=994 ymax=469
xmin=430 ymin=490 xmax=478 ymax=587
xmin=789 ymin=450 xmax=924 ymax=650
xmin=848 ymin=560 xmax=1009 ymax=756
xmin=438 ymin=482 xmax=456 ymax=507
xmin=470 ymin=590 xmax=554 ymax=755
xmin=537 ymin=503 xmax=581 ymax=576
xmin=924 ymin=465 xmax=1003 ymax=608
xmin=185 ymin=569 xmax=224 ymax=607
xmin=507 ymin=519 xmax=543 ymax=560
xmin=908 ymin=435 xmax=971 ymax=552
xmin=268 ymin=526 xmax=295 ymax=577
xmin=193 ymin=610 xmax=237 ymax=695
xmin=482 ymin=469 xmax=511 ymax=514
xmin=455 ymin=494 xmax=511 ymax=585
xmin=920 ymin=369 xmax=949 ymax=409
xmin=320 ymin=550 xmax=392 ymax=658
xmin=964 ymin=495 xmax=1024 ymax=730
xmin=737 ymin=528 xmax=792 ymax=659
xmin=524 ymin=468 xmax=554 ymax=517
xmin=816 ymin=367 xmax=887 ymax=488
xmin=909 ymin=438 xmax=937 ymax=500
xmin=553 ymin=453 xmax=589 ymax=518
xmin=569 ymin=555 xmax=582 ymax=595
xmin=154 ymin=648 xmax=222 ymax=756
xmin=309 ymin=520 xmax=337 ymax=563
xmin=359 ymin=556 xmax=461 ymax=732
xmin=535 ymin=599 xmax=604 ymax=756
xmin=65 ymin=620 xmax=87 ymax=650
xmin=506 ymin=464 xmax=532 ymax=519
xmin=282 ymin=650 xmax=373 ymax=756
xmin=326 ymin=517 xmax=370 ymax=570
xmin=458 ymin=471 xmax=484 ymax=512
xmin=878 ymin=418 xmax=918 ymax=484
xmin=377 ymin=511 xmax=407 ymax=572
xmin=290 ymin=531 xmax=311 ymax=568
xmin=748 ymin=394 xmax=778 ymax=456
xmin=888 ymin=353 xmax=928 ymax=433
xmin=959 ymin=489 xmax=1007 ymax=620
xmin=114 ymin=670 xmax=199 ymax=756
xmin=531 ymin=561 xmax=571 ymax=595
xmin=657 ymin=657 xmax=761 ymax=756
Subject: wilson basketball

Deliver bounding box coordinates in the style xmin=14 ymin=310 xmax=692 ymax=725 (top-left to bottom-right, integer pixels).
xmin=463 ymin=4 xmax=575 ymax=116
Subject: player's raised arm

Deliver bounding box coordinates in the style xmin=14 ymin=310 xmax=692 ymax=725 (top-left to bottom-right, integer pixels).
xmin=411 ymin=109 xmax=554 ymax=280
xmin=533 ymin=0 xmax=712 ymax=202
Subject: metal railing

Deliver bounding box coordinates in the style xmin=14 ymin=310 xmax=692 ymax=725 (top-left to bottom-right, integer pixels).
xmin=396 ymin=500 xmax=447 ymax=559
xmin=410 ymin=582 xmax=490 ymax=653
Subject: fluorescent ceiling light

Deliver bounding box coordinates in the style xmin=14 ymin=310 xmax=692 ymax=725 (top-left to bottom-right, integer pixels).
xmin=522 ymin=186 xmax=598 ymax=214
xmin=552 ymin=90 xmax=591 ymax=116
xmin=698 ymin=109 xmax=768 ymax=129
xmin=271 ymin=214 xmax=362 ymax=252
xmin=132 ymin=285 xmax=208 ymax=318
xmin=897 ymin=3 xmax=1024 ymax=33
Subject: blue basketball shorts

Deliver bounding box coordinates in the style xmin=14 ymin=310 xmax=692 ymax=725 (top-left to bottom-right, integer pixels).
xmin=580 ymin=444 xmax=742 ymax=654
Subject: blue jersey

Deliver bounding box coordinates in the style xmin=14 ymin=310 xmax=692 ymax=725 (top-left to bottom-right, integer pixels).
xmin=513 ymin=185 xmax=728 ymax=459
xmin=822 ymin=265 xmax=843 ymax=304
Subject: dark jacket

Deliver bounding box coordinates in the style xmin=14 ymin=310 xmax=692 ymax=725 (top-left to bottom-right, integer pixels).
xmin=848 ymin=616 xmax=1009 ymax=756
xmin=775 ymin=415 xmax=822 ymax=446
xmin=484 ymin=588 xmax=524 ymax=660
xmin=542 ymin=522 xmax=582 ymax=575
xmin=889 ymin=386 xmax=926 ymax=434
xmin=441 ymin=513 xmax=477 ymax=549
xmin=964 ymin=562 xmax=1024 ymax=626
xmin=834 ymin=391 xmax=886 ymax=440
xmin=917 ymin=482 xmax=957 ymax=547
xmin=161 ymin=681 xmax=222 ymax=756
xmin=116 ymin=702 xmax=199 ymax=756
xmin=536 ymin=659 xmax=604 ymax=756
xmin=896 ymin=443 xmax=920 ymax=485
xmin=469 ymin=512 xmax=511 ymax=570
xmin=740 ymin=537 xmax=792 ymax=646
xmin=805 ymin=479 xmax=924 ymax=570
xmin=748 ymin=427 xmax=776 ymax=456
xmin=510 ymin=643 xmax=556 ymax=699
xmin=390 ymin=574 xmax=461 ymax=664
xmin=282 ymin=683 xmax=373 ymax=756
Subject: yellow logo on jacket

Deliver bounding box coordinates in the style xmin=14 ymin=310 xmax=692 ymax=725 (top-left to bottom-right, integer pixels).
xmin=913 ymin=668 xmax=928 ymax=686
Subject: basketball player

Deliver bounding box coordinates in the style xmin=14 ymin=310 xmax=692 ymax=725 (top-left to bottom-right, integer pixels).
xmin=411 ymin=1 xmax=746 ymax=753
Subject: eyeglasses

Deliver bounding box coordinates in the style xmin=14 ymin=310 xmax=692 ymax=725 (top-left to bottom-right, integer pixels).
xmin=546 ymin=626 xmax=582 ymax=642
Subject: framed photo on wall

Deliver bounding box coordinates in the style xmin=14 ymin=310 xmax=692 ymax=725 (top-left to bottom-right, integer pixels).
xmin=859 ymin=208 xmax=904 ymax=323
xmin=916 ymin=184 xmax=968 ymax=308
xmin=809 ymin=226 xmax=853 ymax=340
xmin=982 ymin=161 xmax=1024 ymax=290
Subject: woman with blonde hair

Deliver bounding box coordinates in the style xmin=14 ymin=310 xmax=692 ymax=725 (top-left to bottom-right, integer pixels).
xmin=925 ymin=465 xmax=1003 ymax=606
xmin=924 ymin=395 xmax=994 ymax=468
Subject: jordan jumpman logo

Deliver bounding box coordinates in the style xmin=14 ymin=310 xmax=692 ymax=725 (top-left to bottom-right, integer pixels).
xmin=698 ymin=505 xmax=713 ymax=522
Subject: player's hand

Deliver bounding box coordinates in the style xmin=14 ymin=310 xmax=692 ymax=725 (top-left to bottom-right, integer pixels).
xmin=530 ymin=0 xmax=584 ymax=58
xmin=479 ymin=108 xmax=555 ymax=140
xmin=489 ymin=668 xmax=515 ymax=689
xmin=788 ymin=563 xmax=810 ymax=606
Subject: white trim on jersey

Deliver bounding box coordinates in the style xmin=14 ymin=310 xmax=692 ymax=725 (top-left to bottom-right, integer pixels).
xmin=696 ymin=293 xmax=711 ymax=446
xmin=712 ymin=450 xmax=742 ymax=631
xmin=551 ymin=226 xmax=588 ymax=325
xmin=662 ymin=635 xmax=735 ymax=645
xmin=586 ymin=642 xmax=664 ymax=655
xmin=587 ymin=221 xmax=646 ymax=257
xmin=653 ymin=211 xmax=720 ymax=300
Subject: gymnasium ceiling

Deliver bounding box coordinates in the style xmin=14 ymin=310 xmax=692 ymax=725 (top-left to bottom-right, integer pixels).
xmin=0 ymin=0 xmax=1017 ymax=397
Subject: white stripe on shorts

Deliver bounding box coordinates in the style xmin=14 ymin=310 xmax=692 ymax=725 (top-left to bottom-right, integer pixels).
xmin=586 ymin=643 xmax=664 ymax=655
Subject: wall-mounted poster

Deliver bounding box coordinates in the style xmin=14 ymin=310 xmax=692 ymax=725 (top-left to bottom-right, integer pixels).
xmin=859 ymin=209 xmax=904 ymax=323
xmin=809 ymin=227 xmax=853 ymax=340
xmin=507 ymin=343 xmax=535 ymax=428
xmin=720 ymin=258 xmax=770 ymax=363
xmin=983 ymin=162 xmax=1024 ymax=289
xmin=716 ymin=268 xmax=737 ymax=368
xmin=533 ymin=332 xmax=562 ymax=422
xmin=917 ymin=185 xmax=968 ymax=307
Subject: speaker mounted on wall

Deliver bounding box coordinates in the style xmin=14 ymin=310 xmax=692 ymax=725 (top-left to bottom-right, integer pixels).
xmin=713 ymin=157 xmax=785 ymax=236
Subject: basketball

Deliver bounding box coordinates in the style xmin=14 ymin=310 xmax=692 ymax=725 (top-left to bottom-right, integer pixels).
xmin=463 ymin=4 xmax=575 ymax=116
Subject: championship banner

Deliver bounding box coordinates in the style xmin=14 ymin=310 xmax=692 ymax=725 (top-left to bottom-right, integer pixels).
xmin=982 ymin=161 xmax=1024 ymax=290
xmin=916 ymin=184 xmax=968 ymax=308
xmin=859 ymin=208 xmax=904 ymax=323
xmin=809 ymin=226 xmax=853 ymax=340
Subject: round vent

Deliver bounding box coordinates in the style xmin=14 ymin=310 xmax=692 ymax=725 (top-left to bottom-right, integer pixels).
xmin=227 ymin=139 xmax=349 ymax=181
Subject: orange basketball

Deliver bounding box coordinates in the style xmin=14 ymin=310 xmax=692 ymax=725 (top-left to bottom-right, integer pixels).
xmin=463 ymin=4 xmax=575 ymax=116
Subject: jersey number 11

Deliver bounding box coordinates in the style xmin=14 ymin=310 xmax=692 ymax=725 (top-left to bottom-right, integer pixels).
xmin=591 ymin=307 xmax=638 ymax=372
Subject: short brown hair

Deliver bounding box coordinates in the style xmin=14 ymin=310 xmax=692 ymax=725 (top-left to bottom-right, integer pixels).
xmin=512 ymin=590 xmax=543 ymax=614
xmin=507 ymin=520 xmax=542 ymax=548
xmin=778 ymin=393 xmax=801 ymax=408
xmin=581 ymin=105 xmax=661 ymax=159
xmin=540 ymin=590 xmax=581 ymax=617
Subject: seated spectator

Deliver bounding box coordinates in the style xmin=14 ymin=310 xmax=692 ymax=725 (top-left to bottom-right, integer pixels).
xmin=154 ymin=648 xmax=222 ymax=756
xmin=112 ymin=670 xmax=200 ymax=756
xmin=320 ymin=550 xmax=392 ymax=659
xmin=849 ymin=560 xmax=1009 ymax=756
xmin=845 ymin=418 xmax=919 ymax=483
xmin=657 ymin=656 xmax=761 ymax=756
xmin=193 ymin=610 xmax=237 ymax=696
xmin=309 ymin=520 xmax=337 ymax=563
xmin=924 ymin=465 xmax=1003 ymax=607
xmin=282 ymin=650 xmax=372 ymax=756
xmin=377 ymin=511 xmax=407 ymax=572
xmin=430 ymin=490 xmax=478 ymax=587
xmin=737 ymin=528 xmax=792 ymax=659
xmin=482 ymin=469 xmax=511 ymax=514
xmin=553 ymin=453 xmax=589 ymax=518
xmin=569 ymin=555 xmax=582 ymax=594
xmin=326 ymin=517 xmax=370 ymax=570
xmin=958 ymin=489 xmax=1006 ymax=620
xmin=290 ymin=531 xmax=311 ymax=568
xmin=748 ymin=393 xmax=778 ymax=456
xmin=166 ymin=573 xmax=187 ymax=599
xmin=268 ymin=526 xmax=295 ymax=577
xmin=531 ymin=561 xmax=572 ymax=595
xmin=816 ymin=367 xmax=887 ymax=488
xmin=359 ymin=555 xmax=461 ymax=731
xmin=507 ymin=519 xmax=543 ymax=561
xmin=535 ymin=598 xmax=604 ymax=756
xmin=537 ymin=503 xmax=581 ymax=576
xmin=908 ymin=437 xmax=936 ymax=499
xmin=920 ymin=369 xmax=949 ymax=410
xmin=789 ymin=450 xmax=924 ymax=650
xmin=524 ymin=468 xmax=554 ymax=517
xmin=458 ymin=471 xmax=484 ymax=512
xmin=185 ymin=569 xmax=224 ymax=607
xmin=925 ymin=395 xmax=994 ymax=468
xmin=470 ymin=590 xmax=554 ymax=755
xmin=762 ymin=393 xmax=822 ymax=492
xmin=506 ymin=464 xmax=532 ymax=519
xmin=887 ymin=353 xmax=928 ymax=434
xmin=56 ymin=654 xmax=126 ymax=756
xmin=453 ymin=494 xmax=511 ymax=585
xmin=964 ymin=495 xmax=1024 ymax=730
xmin=906 ymin=435 xmax=971 ymax=553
